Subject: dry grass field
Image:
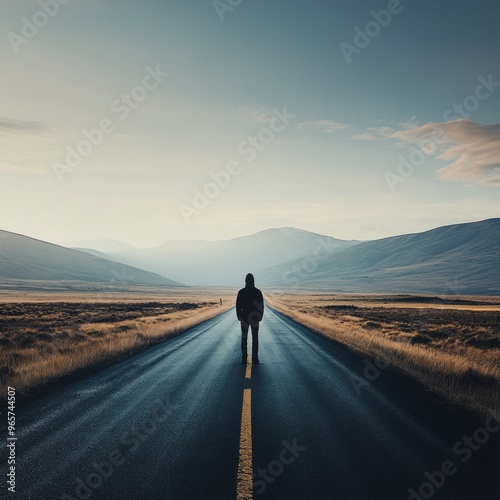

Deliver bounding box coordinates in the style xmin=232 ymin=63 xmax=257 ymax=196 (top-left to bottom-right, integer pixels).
xmin=267 ymin=293 xmax=500 ymax=416
xmin=0 ymin=289 xmax=235 ymax=397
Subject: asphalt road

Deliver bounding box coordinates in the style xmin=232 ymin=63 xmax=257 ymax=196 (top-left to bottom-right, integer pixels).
xmin=4 ymin=307 xmax=500 ymax=499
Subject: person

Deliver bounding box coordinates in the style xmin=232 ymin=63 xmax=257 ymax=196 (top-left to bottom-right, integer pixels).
xmin=236 ymin=273 xmax=264 ymax=364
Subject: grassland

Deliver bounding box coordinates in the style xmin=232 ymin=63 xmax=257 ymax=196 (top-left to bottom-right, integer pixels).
xmin=0 ymin=289 xmax=235 ymax=397
xmin=267 ymin=293 xmax=500 ymax=416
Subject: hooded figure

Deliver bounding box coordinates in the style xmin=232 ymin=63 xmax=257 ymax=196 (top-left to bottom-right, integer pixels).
xmin=236 ymin=273 xmax=264 ymax=364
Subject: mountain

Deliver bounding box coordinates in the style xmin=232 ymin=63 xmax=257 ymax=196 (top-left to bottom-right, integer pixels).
xmin=261 ymin=218 xmax=500 ymax=295
xmin=72 ymin=248 xmax=113 ymax=260
xmin=4 ymin=220 xmax=498 ymax=293
xmin=0 ymin=230 xmax=182 ymax=287
xmin=69 ymin=238 xmax=137 ymax=253
xmin=84 ymin=228 xmax=360 ymax=286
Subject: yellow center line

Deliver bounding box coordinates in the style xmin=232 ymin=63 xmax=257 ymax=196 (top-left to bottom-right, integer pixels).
xmin=245 ymin=357 xmax=252 ymax=379
xmin=237 ymin=358 xmax=253 ymax=499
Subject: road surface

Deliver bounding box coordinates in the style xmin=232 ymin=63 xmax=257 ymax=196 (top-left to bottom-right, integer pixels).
xmin=4 ymin=307 xmax=500 ymax=499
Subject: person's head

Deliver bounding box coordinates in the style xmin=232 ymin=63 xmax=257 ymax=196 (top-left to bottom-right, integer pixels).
xmin=245 ymin=273 xmax=255 ymax=286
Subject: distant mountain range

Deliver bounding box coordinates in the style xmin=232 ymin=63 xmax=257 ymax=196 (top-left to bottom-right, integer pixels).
xmin=0 ymin=230 xmax=181 ymax=288
xmin=73 ymin=228 xmax=360 ymax=286
xmin=2 ymin=219 xmax=499 ymax=294
xmin=261 ymin=218 xmax=500 ymax=295
xmin=70 ymin=238 xmax=137 ymax=254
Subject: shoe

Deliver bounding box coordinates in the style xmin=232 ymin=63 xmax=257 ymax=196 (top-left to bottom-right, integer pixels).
xmin=252 ymin=356 xmax=259 ymax=364
xmin=241 ymin=356 xmax=247 ymax=364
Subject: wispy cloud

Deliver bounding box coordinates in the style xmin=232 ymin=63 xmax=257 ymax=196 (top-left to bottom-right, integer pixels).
xmin=242 ymin=109 xmax=500 ymax=187
xmin=297 ymin=120 xmax=352 ymax=133
xmin=0 ymin=117 xmax=54 ymax=175
xmin=340 ymin=117 xmax=500 ymax=188
xmin=350 ymin=125 xmax=397 ymax=140
xmin=388 ymin=120 xmax=500 ymax=187
xmin=0 ymin=117 xmax=47 ymax=135
xmin=238 ymin=106 xmax=278 ymax=124
xmin=351 ymin=132 xmax=378 ymax=141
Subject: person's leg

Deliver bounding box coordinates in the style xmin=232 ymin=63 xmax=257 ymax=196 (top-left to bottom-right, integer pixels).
xmin=241 ymin=321 xmax=249 ymax=362
xmin=251 ymin=324 xmax=259 ymax=362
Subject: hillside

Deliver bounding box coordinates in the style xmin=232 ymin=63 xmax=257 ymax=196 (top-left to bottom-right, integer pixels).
xmin=261 ymin=218 xmax=500 ymax=294
xmin=0 ymin=230 xmax=181 ymax=287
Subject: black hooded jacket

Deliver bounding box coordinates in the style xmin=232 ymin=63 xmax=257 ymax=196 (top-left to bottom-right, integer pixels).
xmin=236 ymin=284 xmax=264 ymax=325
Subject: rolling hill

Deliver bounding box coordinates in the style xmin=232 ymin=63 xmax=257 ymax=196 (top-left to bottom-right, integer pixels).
xmin=0 ymin=230 xmax=181 ymax=288
xmin=261 ymin=218 xmax=500 ymax=294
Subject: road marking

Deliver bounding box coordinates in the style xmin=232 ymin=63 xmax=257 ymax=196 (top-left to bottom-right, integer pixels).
xmin=245 ymin=357 xmax=252 ymax=379
xmin=237 ymin=355 xmax=254 ymax=499
xmin=237 ymin=388 xmax=253 ymax=499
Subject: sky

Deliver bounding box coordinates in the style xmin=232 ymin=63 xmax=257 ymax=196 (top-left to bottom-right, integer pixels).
xmin=1 ymin=0 xmax=499 ymax=248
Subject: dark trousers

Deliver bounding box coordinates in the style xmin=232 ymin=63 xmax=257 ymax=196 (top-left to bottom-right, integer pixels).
xmin=241 ymin=321 xmax=259 ymax=358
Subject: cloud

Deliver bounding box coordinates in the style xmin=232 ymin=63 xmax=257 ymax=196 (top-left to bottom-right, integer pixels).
xmin=350 ymin=125 xmax=396 ymax=141
xmin=347 ymin=118 xmax=500 ymax=188
xmin=297 ymin=120 xmax=352 ymax=133
xmin=388 ymin=119 xmax=500 ymax=187
xmin=240 ymin=110 xmax=500 ymax=187
xmin=351 ymin=132 xmax=377 ymax=141
xmin=0 ymin=117 xmax=47 ymax=135
xmin=241 ymin=109 xmax=352 ymax=133
xmin=0 ymin=117 xmax=54 ymax=175
xmin=238 ymin=106 xmax=277 ymax=124
xmin=480 ymin=176 xmax=500 ymax=187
